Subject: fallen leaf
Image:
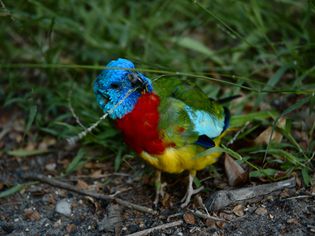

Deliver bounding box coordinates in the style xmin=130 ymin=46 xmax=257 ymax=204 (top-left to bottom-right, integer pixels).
xmin=254 ymin=117 xmax=286 ymax=145
xmin=255 ymin=207 xmax=268 ymax=215
xmin=7 ymin=149 xmax=49 ymax=157
xmin=66 ymin=224 xmax=76 ymax=233
xmin=183 ymin=212 xmax=195 ymax=225
xmin=224 ymin=154 xmax=248 ymax=186
xmin=205 ymin=219 xmax=217 ymax=228
xmin=161 ymin=192 xmax=171 ymax=208
xmin=215 ymin=221 xmax=225 ymax=229
xmin=76 ymin=179 xmax=89 ymax=190
xmin=38 ymin=136 xmax=56 ymax=150
xmin=0 ymin=182 xmax=4 ymax=191
xmin=232 ymin=204 xmax=245 ymax=217
xmin=219 ymin=212 xmax=234 ymax=221
xmin=287 ymin=218 xmax=299 ymax=225
xmin=24 ymin=208 xmax=41 ymax=221
xmin=90 ymin=170 xmax=103 ymax=178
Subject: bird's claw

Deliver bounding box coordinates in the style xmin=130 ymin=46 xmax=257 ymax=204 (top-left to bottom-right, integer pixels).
xmin=180 ymin=185 xmax=204 ymax=208
xmin=154 ymin=182 xmax=167 ymax=207
xmin=180 ymin=173 xmax=204 ymax=208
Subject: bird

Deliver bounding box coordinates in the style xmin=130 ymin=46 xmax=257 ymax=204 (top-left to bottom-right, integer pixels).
xmin=93 ymin=58 xmax=231 ymax=207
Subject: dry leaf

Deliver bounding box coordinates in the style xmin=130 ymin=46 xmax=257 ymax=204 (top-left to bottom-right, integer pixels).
xmin=205 ymin=219 xmax=217 ymax=228
xmin=232 ymin=204 xmax=245 ymax=217
xmin=161 ymin=192 xmax=171 ymax=208
xmin=90 ymin=170 xmax=103 ymax=178
xmin=66 ymin=224 xmax=76 ymax=233
xmin=215 ymin=221 xmax=226 ymax=229
xmin=255 ymin=207 xmax=268 ymax=215
xmin=183 ymin=212 xmax=196 ymax=225
xmin=219 ymin=212 xmax=234 ymax=221
xmin=77 ymin=179 xmax=89 ymax=190
xmin=38 ymin=136 xmax=56 ymax=150
xmin=0 ymin=182 xmax=4 ymax=191
xmin=255 ymin=117 xmax=286 ymax=145
xmin=287 ymin=218 xmax=299 ymax=225
xmin=224 ymin=154 xmax=248 ymax=187
xmin=24 ymin=208 xmax=41 ymax=221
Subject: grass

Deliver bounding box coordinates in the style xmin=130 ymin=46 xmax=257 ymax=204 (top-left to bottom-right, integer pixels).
xmin=1 ymin=0 xmax=314 ymax=185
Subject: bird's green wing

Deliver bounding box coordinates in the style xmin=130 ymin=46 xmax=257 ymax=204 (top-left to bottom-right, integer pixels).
xmin=153 ymin=77 xmax=229 ymax=148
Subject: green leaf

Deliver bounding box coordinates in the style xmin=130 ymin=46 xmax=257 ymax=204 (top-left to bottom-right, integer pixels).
xmin=230 ymin=111 xmax=278 ymax=127
xmin=301 ymin=168 xmax=311 ymax=186
xmin=193 ymin=176 xmax=202 ymax=188
xmin=249 ymin=168 xmax=277 ymax=178
xmin=265 ymin=65 xmax=288 ymax=90
xmin=114 ymin=147 xmax=123 ymax=172
xmin=25 ymin=105 xmax=37 ymax=133
xmin=7 ymin=149 xmax=49 ymax=157
xmin=66 ymin=148 xmax=86 ymax=174
xmin=0 ymin=184 xmax=24 ymax=198
xmin=171 ymin=37 xmax=224 ymax=66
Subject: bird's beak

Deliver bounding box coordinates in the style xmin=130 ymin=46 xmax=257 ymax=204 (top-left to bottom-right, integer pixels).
xmin=128 ymin=72 xmax=148 ymax=93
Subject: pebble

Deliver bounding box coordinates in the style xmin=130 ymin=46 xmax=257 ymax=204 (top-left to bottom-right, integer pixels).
xmin=55 ymin=199 xmax=72 ymax=216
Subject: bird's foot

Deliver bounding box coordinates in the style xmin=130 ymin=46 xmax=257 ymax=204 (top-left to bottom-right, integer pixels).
xmin=153 ymin=182 xmax=167 ymax=207
xmin=180 ymin=174 xmax=204 ymax=208
xmin=153 ymin=171 xmax=167 ymax=207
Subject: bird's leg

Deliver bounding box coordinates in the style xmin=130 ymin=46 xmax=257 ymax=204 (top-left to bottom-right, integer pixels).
xmin=153 ymin=170 xmax=167 ymax=206
xmin=181 ymin=171 xmax=204 ymax=208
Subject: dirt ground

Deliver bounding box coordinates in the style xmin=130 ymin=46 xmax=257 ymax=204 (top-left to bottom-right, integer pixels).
xmin=0 ymin=110 xmax=314 ymax=236
xmin=1 ymin=151 xmax=315 ymax=236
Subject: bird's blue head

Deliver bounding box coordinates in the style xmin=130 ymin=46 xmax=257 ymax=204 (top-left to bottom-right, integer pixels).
xmin=94 ymin=58 xmax=153 ymax=119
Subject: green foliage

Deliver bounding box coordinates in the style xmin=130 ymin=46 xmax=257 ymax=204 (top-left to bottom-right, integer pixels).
xmin=0 ymin=184 xmax=25 ymax=198
xmin=1 ymin=0 xmax=314 ymax=185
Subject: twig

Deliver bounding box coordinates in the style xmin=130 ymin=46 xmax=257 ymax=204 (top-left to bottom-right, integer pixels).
xmin=190 ymin=210 xmax=227 ymax=222
xmin=22 ymin=173 xmax=157 ymax=215
xmin=126 ymin=220 xmax=183 ymax=236
xmin=68 ymin=88 xmax=87 ymax=130
xmin=206 ymin=177 xmax=296 ymax=211
xmin=66 ymin=86 xmax=139 ymax=146
xmin=283 ymin=194 xmax=314 ymax=200
xmin=227 ymin=121 xmax=249 ymax=146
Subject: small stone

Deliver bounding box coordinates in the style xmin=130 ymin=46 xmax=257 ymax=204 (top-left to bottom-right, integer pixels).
xmin=54 ymin=219 xmax=62 ymax=228
xmin=45 ymin=163 xmax=56 ymax=171
xmin=255 ymin=207 xmax=268 ymax=215
xmin=55 ymin=199 xmax=72 ymax=216
xmin=183 ymin=212 xmax=196 ymax=225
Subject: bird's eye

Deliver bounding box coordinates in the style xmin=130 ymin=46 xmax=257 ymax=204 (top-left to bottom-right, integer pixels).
xmin=110 ymin=83 xmax=120 ymax=89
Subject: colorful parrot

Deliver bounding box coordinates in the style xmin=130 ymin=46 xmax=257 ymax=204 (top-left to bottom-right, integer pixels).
xmin=94 ymin=58 xmax=230 ymax=207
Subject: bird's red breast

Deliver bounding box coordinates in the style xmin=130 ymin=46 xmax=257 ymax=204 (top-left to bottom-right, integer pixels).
xmin=116 ymin=93 xmax=166 ymax=155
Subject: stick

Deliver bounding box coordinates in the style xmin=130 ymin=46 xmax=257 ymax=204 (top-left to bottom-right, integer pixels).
xmin=126 ymin=220 xmax=183 ymax=236
xmin=206 ymin=177 xmax=296 ymax=211
xmin=66 ymin=86 xmax=139 ymax=146
xmin=190 ymin=210 xmax=226 ymax=222
xmin=22 ymin=173 xmax=157 ymax=215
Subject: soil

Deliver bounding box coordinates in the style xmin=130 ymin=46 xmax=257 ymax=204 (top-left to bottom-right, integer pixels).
xmin=0 ymin=110 xmax=314 ymax=236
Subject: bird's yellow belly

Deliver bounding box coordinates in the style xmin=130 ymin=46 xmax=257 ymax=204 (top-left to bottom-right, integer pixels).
xmin=140 ymin=145 xmax=221 ymax=174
